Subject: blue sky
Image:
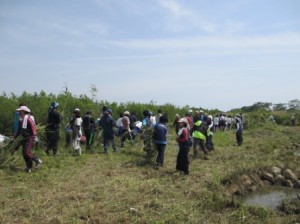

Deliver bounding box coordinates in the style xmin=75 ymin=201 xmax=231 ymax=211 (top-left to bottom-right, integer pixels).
xmin=0 ymin=0 xmax=299 ymax=111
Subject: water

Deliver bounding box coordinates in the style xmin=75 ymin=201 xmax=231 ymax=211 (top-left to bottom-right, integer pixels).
xmin=242 ymin=187 xmax=300 ymax=210
xmin=294 ymin=150 xmax=300 ymax=157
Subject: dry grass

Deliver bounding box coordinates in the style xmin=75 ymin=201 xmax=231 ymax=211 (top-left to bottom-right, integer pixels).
xmin=1 ymin=125 xmax=300 ymax=223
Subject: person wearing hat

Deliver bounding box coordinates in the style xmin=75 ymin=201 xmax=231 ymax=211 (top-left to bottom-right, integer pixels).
xmin=100 ymin=109 xmax=118 ymax=153
xmin=45 ymin=102 xmax=61 ymax=156
xmin=82 ymin=111 xmax=96 ymax=151
xmin=14 ymin=105 xmax=42 ymax=173
xmin=184 ymin=111 xmax=193 ymax=133
xmin=120 ymin=111 xmax=132 ymax=147
xmin=206 ymin=115 xmax=214 ymax=151
xmin=236 ymin=115 xmax=243 ymax=146
xmin=71 ymin=108 xmax=83 ymax=155
xmin=192 ymin=114 xmax=209 ymax=159
xmin=173 ymin=114 xmax=181 ymax=134
xmin=176 ymin=118 xmax=191 ymax=175
xmin=141 ymin=110 xmax=154 ymax=161
xmin=153 ymin=115 xmax=168 ymax=167
xmin=291 ymin=114 xmax=296 ymax=126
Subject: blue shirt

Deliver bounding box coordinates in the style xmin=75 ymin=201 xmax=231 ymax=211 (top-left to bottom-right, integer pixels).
xmin=153 ymin=123 xmax=168 ymax=145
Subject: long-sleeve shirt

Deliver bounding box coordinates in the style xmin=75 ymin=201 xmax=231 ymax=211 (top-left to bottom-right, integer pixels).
xmin=177 ymin=128 xmax=189 ymax=143
xmin=15 ymin=115 xmax=36 ymax=139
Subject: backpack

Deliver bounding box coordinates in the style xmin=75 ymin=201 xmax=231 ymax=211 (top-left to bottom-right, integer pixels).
xmin=69 ymin=117 xmax=75 ymax=130
xmin=82 ymin=115 xmax=91 ymax=130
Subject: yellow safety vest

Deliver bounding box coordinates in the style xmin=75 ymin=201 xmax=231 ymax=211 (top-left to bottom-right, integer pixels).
xmin=192 ymin=121 xmax=206 ymax=140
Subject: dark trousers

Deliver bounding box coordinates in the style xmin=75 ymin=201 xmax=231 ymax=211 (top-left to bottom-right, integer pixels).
xmin=156 ymin=144 xmax=166 ymax=166
xmin=236 ymin=131 xmax=243 ymax=146
xmin=22 ymin=138 xmax=39 ymax=169
xmin=84 ymin=130 xmax=94 ymax=149
xmin=176 ymin=145 xmax=190 ymax=175
xmin=104 ymin=137 xmax=117 ymax=153
xmin=206 ymin=135 xmax=214 ymax=151
xmin=46 ymin=129 xmax=60 ymax=155
xmin=121 ymin=130 xmax=133 ymax=146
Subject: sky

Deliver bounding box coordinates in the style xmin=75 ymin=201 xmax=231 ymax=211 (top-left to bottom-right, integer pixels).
xmin=0 ymin=0 xmax=300 ymax=111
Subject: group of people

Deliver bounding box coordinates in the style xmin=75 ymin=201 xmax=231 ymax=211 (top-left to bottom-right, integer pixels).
xmin=12 ymin=103 xmax=243 ymax=175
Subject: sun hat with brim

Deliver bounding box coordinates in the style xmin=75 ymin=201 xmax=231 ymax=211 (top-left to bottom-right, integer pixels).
xmin=16 ymin=106 xmax=31 ymax=113
xmin=124 ymin=111 xmax=130 ymax=116
xmin=178 ymin=118 xmax=187 ymax=124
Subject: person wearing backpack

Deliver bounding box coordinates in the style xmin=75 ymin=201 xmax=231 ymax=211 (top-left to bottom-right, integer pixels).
xmin=45 ymin=102 xmax=61 ymax=156
xmin=192 ymin=114 xmax=209 ymax=159
xmin=82 ymin=111 xmax=95 ymax=151
xmin=100 ymin=109 xmax=117 ymax=154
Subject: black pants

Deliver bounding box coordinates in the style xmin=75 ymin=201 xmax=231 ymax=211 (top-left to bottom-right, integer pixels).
xmin=236 ymin=131 xmax=243 ymax=146
xmin=84 ymin=130 xmax=94 ymax=149
xmin=156 ymin=144 xmax=166 ymax=166
xmin=103 ymin=137 xmax=117 ymax=153
xmin=22 ymin=138 xmax=39 ymax=169
xmin=46 ymin=128 xmax=60 ymax=155
xmin=176 ymin=145 xmax=190 ymax=175
xmin=206 ymin=135 xmax=214 ymax=151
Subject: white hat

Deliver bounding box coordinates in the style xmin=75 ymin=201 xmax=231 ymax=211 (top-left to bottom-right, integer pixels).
xmin=188 ymin=109 xmax=193 ymax=113
xmin=178 ymin=118 xmax=187 ymax=124
xmin=74 ymin=108 xmax=80 ymax=112
xmin=200 ymin=110 xmax=204 ymax=113
xmin=208 ymin=115 xmax=213 ymax=120
xmin=16 ymin=106 xmax=31 ymax=113
xmin=124 ymin=111 xmax=130 ymax=116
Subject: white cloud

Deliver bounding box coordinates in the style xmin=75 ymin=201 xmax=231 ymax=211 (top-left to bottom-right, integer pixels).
xmin=157 ymin=0 xmax=189 ymax=16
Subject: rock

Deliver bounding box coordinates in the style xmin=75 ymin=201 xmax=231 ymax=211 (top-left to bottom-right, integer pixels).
xmin=275 ymin=174 xmax=286 ymax=185
xmin=294 ymin=180 xmax=300 ymax=188
xmin=246 ymin=185 xmax=257 ymax=192
xmin=283 ymin=179 xmax=294 ymax=188
xmin=229 ymin=184 xmax=241 ymax=195
xmin=249 ymin=173 xmax=263 ymax=186
xmin=261 ymin=172 xmax=275 ymax=184
xmin=271 ymin=166 xmax=282 ymax=176
xmin=262 ymin=180 xmax=272 ymax=186
xmin=283 ymin=169 xmax=298 ymax=182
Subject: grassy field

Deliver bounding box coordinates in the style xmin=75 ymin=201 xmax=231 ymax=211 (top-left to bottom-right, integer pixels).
xmin=1 ymin=124 xmax=300 ymax=224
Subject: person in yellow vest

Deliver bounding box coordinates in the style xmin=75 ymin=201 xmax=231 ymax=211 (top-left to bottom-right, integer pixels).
xmin=192 ymin=114 xmax=209 ymax=159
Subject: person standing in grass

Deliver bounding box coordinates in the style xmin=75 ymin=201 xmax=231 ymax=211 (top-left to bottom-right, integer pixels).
xmin=100 ymin=109 xmax=117 ymax=154
xmin=176 ymin=118 xmax=191 ymax=175
xmin=153 ymin=115 xmax=168 ymax=167
xmin=236 ymin=115 xmax=243 ymax=146
xmin=45 ymin=102 xmax=61 ymax=156
xmin=82 ymin=111 xmax=95 ymax=151
xmin=14 ymin=106 xmax=42 ymax=173
xmin=192 ymin=114 xmax=209 ymax=159
xmin=142 ymin=110 xmax=155 ymax=160
xmin=121 ymin=111 xmax=132 ymax=147
xmin=71 ymin=108 xmax=83 ymax=155
xmin=206 ymin=115 xmax=214 ymax=151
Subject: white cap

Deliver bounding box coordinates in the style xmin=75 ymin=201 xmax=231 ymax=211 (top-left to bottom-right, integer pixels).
xmin=178 ymin=118 xmax=188 ymax=124
xmin=16 ymin=106 xmax=31 ymax=113
xmin=208 ymin=115 xmax=213 ymax=120
xmin=74 ymin=108 xmax=80 ymax=112
xmin=188 ymin=109 xmax=193 ymax=113
xmin=124 ymin=111 xmax=130 ymax=116
xmin=200 ymin=110 xmax=204 ymax=113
